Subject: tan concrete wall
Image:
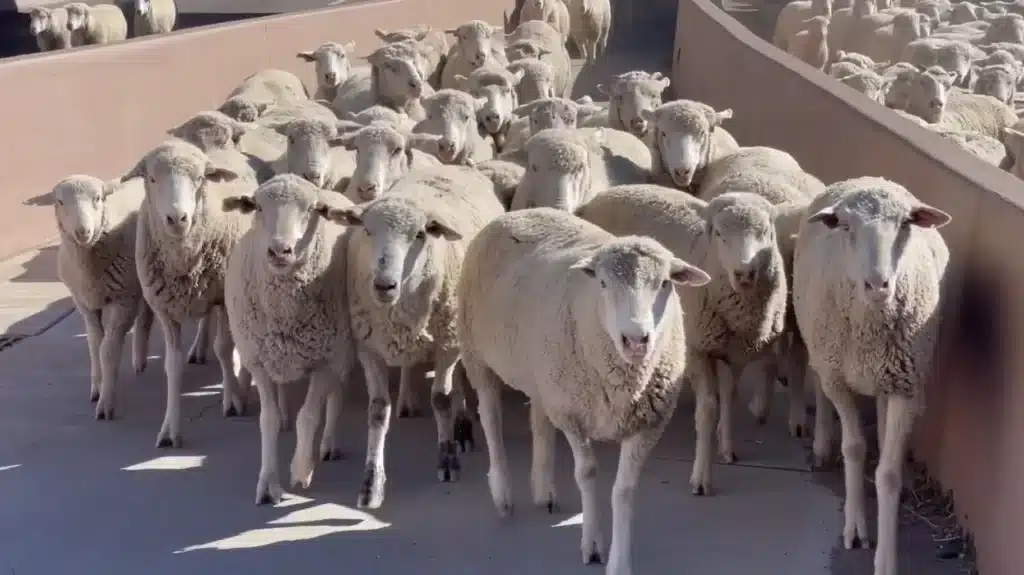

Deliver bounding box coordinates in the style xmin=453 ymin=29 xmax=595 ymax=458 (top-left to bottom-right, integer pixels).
xmin=0 ymin=0 xmax=509 ymax=260
xmin=673 ymin=0 xmax=1023 ymax=572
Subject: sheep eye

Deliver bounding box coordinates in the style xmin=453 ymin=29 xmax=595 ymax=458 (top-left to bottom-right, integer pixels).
xmin=56 ymin=199 xmax=63 ymax=206
xmin=599 ymin=279 xmax=607 ymax=288
xmin=392 ymin=147 xmax=402 ymax=156
xmin=148 ymin=176 xmax=156 ymax=184
xmin=661 ymin=279 xmax=671 ymax=290
xmin=415 ymin=230 xmax=426 ymax=240
xmin=531 ymin=164 xmax=538 ymax=172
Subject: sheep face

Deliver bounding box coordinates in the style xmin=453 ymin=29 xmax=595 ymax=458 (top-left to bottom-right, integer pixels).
xmin=465 ymin=68 xmax=524 ymax=135
xmin=222 ymin=176 xmax=333 ymax=275
xmin=807 ymin=187 xmax=950 ymax=306
xmin=973 ymin=64 xmax=1017 ymax=103
xmin=65 ymin=3 xmax=89 ymax=31
xmin=1000 ymin=127 xmax=1024 ymax=177
xmin=337 ymin=124 xmax=414 ymax=202
xmin=598 ymin=71 xmax=672 ymax=138
xmin=705 ymin=193 xmax=780 ymax=293
xmin=416 ymin=90 xmax=486 ymax=164
xmin=508 ymin=59 xmax=556 ymax=102
xmin=28 ymin=8 xmax=52 ymax=36
xmin=275 ymin=118 xmax=346 ymax=189
xmin=570 ymin=237 xmax=709 ymax=364
xmin=506 ymin=39 xmax=547 ymax=62
xmin=517 ymin=130 xmax=597 ymax=212
xmin=936 ymin=44 xmax=974 ymax=87
xmin=369 ymin=46 xmax=427 ymax=102
xmin=167 ymin=111 xmax=249 ymax=153
xmin=521 ymin=0 xmax=556 ymax=21
xmin=884 ymin=68 xmax=916 ymax=110
xmin=906 ymin=66 xmax=955 ymax=123
xmin=645 ymin=101 xmax=732 ymax=188
xmin=298 ymin=41 xmax=355 ymax=91
xmin=515 ymin=98 xmax=580 ymax=135
xmin=447 ymin=21 xmax=502 ymax=69
xmin=136 ymin=0 xmax=151 ymax=15
xmin=334 ymin=197 xmax=461 ymax=305
xmin=219 ymin=96 xmax=275 ymax=123
xmin=53 ymin=175 xmax=113 ymax=247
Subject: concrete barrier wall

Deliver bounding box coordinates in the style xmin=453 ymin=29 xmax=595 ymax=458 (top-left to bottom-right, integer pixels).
xmin=673 ymin=0 xmax=1023 ymax=572
xmin=0 ymin=0 xmax=509 ymax=260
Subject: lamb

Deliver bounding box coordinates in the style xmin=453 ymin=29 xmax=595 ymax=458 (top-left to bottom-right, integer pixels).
xmin=297 ymin=41 xmax=358 ymax=102
xmin=510 ymin=127 xmax=652 ymax=212
xmin=53 ymin=175 xmax=153 ymax=421
xmin=375 ymin=27 xmax=450 ymax=88
xmin=220 ymin=69 xmax=310 ymax=123
xmin=64 ymin=2 xmax=128 ymax=46
xmin=440 ymin=21 xmax=508 ymax=91
xmin=506 ymin=57 xmax=558 ymax=102
xmin=133 ymin=0 xmax=176 ymax=37
xmin=520 ymin=0 xmax=571 ymax=44
xmin=28 ymin=7 xmax=73 ymax=51
xmin=972 ymin=62 xmax=1020 ymax=103
xmin=505 ymin=19 xmax=572 ymax=97
xmin=222 ymin=174 xmax=356 ymax=504
xmin=904 ymin=65 xmax=1018 ymax=139
xmin=793 ymin=177 xmax=950 ymax=575
xmin=413 ymin=89 xmax=494 ymax=165
xmin=456 ymin=206 xmax=710 ymax=572
xmin=271 ymin=117 xmax=358 ymax=195
xmin=564 ymin=0 xmax=612 ymax=62
xmin=774 ymin=0 xmax=834 ymax=49
xmin=333 ymin=122 xmax=442 ymax=201
xmin=333 ymin=41 xmax=429 ymax=121
xmin=787 ymin=16 xmax=831 ymax=69
xmin=642 ymin=99 xmax=739 ymax=192
xmin=323 ymin=163 xmax=506 ymax=508
xmin=458 ymin=67 xmax=525 ymax=151
xmin=122 ymin=139 xmax=258 ymax=448
xmin=582 ymin=71 xmax=673 ymax=143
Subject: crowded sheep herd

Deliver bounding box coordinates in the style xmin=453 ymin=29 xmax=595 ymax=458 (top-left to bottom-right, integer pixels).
xmin=49 ymin=0 xmax=951 ymax=574
xmin=28 ymin=0 xmax=176 ymax=51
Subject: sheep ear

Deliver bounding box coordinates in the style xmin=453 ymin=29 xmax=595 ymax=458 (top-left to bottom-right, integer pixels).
xmin=330 ymin=132 xmax=359 ymax=150
xmin=230 ymin=120 xmax=253 ymax=144
xmin=655 ymin=76 xmax=672 ymax=91
xmin=639 ymin=108 xmax=656 ymax=124
xmin=597 ymin=83 xmax=610 ymax=95
xmin=444 ymin=27 xmax=460 ymax=37
xmin=537 ymin=48 xmax=552 ymax=58
xmin=335 ymin=119 xmax=365 ymax=135
xmin=101 ymin=181 xmax=119 ymax=198
xmin=807 ymin=205 xmax=840 ymax=229
xmin=222 ymin=195 xmax=258 ymax=214
xmin=712 ymin=108 xmax=733 ymax=127
xmin=314 ymin=98 xmax=333 ymax=108
xmin=668 ymin=259 xmax=711 ymax=287
xmin=576 ymin=95 xmax=594 ymax=105
xmin=320 ymin=204 xmax=365 ymax=226
xmin=425 ymin=217 xmax=462 ymax=240
xmin=908 ymin=205 xmax=951 ymax=229
xmin=122 ymin=158 xmax=146 ymax=183
xmin=513 ymin=100 xmax=541 ymax=117
xmin=473 ymin=96 xmax=488 ymax=111
xmin=296 ymin=51 xmax=317 ymax=62
xmin=341 ymin=40 xmax=356 ymax=53
xmin=205 ymin=163 xmax=239 ymax=183
xmin=569 ymin=256 xmax=597 ymax=277
xmin=272 ymin=122 xmax=291 ymax=136
xmin=510 ymin=68 xmax=526 ymax=85
xmin=253 ymin=99 xmax=276 ymax=116
xmin=375 ymin=28 xmax=391 ymax=40
xmin=590 ymin=127 xmax=606 ymax=147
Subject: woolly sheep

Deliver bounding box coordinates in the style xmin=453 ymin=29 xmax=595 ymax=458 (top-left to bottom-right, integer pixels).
xmin=564 ymin=0 xmax=612 ymax=62
xmin=297 ymin=41 xmax=358 ymax=102
xmin=979 ymin=13 xmax=1024 ymax=43
xmin=220 ymin=69 xmax=310 ymax=123
xmin=333 ymin=122 xmax=443 ymax=201
xmin=775 ymin=0 xmax=834 ymax=49
xmin=827 ymin=0 xmax=878 ymax=61
xmin=900 ymin=38 xmax=983 ymax=87
xmin=582 ymin=71 xmax=673 ymax=143
xmin=520 ymin=0 xmax=571 ymax=44
xmin=504 ymin=96 xmax=600 ymax=151
xmin=511 ymin=127 xmax=652 ymax=212
xmin=950 ymin=1 xmax=1005 ymax=22
xmin=65 ymin=2 xmax=128 ymax=46
xmin=880 ymin=63 xmax=922 ymax=109
xmin=697 ymin=147 xmax=813 ymax=200
xmin=829 ymin=60 xmax=866 ymax=78
xmin=972 ymin=62 xmax=1020 ymax=103
xmin=788 ymin=16 xmax=831 ymax=70
xmin=505 ymin=19 xmax=572 ymax=97
xmin=333 ymin=41 xmax=429 ymax=121
xmin=54 ymin=175 xmax=153 ymax=420
xmin=133 ymin=0 xmax=176 ymax=37
xmin=440 ymin=20 xmax=508 ymax=91
xmin=165 ymin=111 xmax=280 ymax=183
xmin=978 ymin=41 xmax=1024 ymax=62
xmin=456 ymin=206 xmax=710 ymax=571
xmin=643 ymin=99 xmax=739 ymax=191
xmin=271 ymin=117 xmax=358 ymax=194
xmin=835 ymin=69 xmax=890 ymax=102
xmin=904 ymin=66 xmax=1018 ymax=139
xmin=123 ymin=139 xmax=258 ymax=448
xmin=375 ymin=27 xmax=450 ymax=89
xmin=413 ymin=89 xmax=494 ymax=165
xmin=936 ymin=128 xmax=1009 ymax=165
xmin=323 ymin=163 xmax=506 ymax=508
xmin=843 ymin=11 xmax=930 ymax=65
xmin=474 ymin=158 xmax=525 ymax=209
xmin=793 ymin=177 xmax=950 ymax=575
xmin=222 ymin=174 xmax=356 ymax=504
xmin=506 ymin=57 xmax=558 ymax=103
xmin=458 ymin=66 xmax=526 ymax=150
xmin=999 ymin=126 xmax=1024 ymax=176
xmin=28 ymin=6 xmax=73 ymax=51
xmin=336 ymin=105 xmax=418 ymax=135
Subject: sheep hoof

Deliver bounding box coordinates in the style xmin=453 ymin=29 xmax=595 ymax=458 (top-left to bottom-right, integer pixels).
xmin=790 ymin=423 xmax=807 ymax=438
xmin=279 ymin=418 xmax=294 ymax=432
xmin=94 ymin=404 xmax=114 ymax=421
xmin=224 ymin=404 xmax=240 ymax=418
xmin=546 ymin=499 xmax=560 ymax=514
xmin=397 ymin=406 xmax=422 ymax=419
xmin=89 ymin=389 xmax=100 ymax=403
xmin=156 ymin=434 xmax=182 ymax=449
xmin=321 ymin=448 xmax=345 ymax=462
xmin=809 ymin=453 xmax=835 ymax=472
xmin=583 ymin=549 xmax=603 ymax=565
xmin=357 ymin=466 xmax=385 ymax=509
xmin=755 ymin=415 xmax=768 ymax=426
xmin=720 ymin=451 xmax=737 ymax=464
xmin=454 ymin=414 xmax=475 ymax=452
xmin=437 ymin=440 xmax=462 ymax=482
xmin=187 ymin=354 xmax=206 ymax=365
xmin=846 ymin=535 xmax=874 ymax=550
xmin=692 ymin=483 xmax=711 ymax=496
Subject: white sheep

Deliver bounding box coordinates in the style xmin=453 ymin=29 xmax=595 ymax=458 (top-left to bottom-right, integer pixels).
xmin=133 ymin=0 xmax=176 ymax=37
xmin=793 ymin=177 xmax=950 ymax=575
xmin=65 ymin=2 xmax=128 ymax=46
xmin=843 ymin=11 xmax=930 ymax=65
xmin=297 ymin=41 xmax=358 ymax=102
xmin=504 ymin=95 xmax=601 ymax=151
xmin=774 ymin=0 xmax=834 ymax=49
xmin=998 ymin=126 xmax=1024 ymax=176
xmin=333 ymin=41 xmax=429 ymax=121
xmin=271 ymin=117 xmax=358 ymax=194
xmin=474 ymin=158 xmax=525 ymax=209
xmin=583 ymin=71 xmax=673 ymax=143
xmin=220 ymin=69 xmax=311 ymax=123
xmin=28 ymin=7 xmax=74 ymax=51
xmin=972 ymin=62 xmax=1020 ymax=103
xmin=323 ymin=163 xmax=506 ymax=508
xmin=458 ymin=66 xmax=525 ymax=151
xmin=440 ymin=20 xmax=508 ymax=90
xmin=506 ymin=57 xmax=558 ymax=103
xmin=904 ymin=65 xmax=1018 ymax=139
xmin=456 ymin=206 xmax=710 ymax=572
xmin=413 ymin=89 xmax=494 ymax=165
xmin=520 ymin=0 xmax=571 ymax=44
xmin=510 ymin=127 xmax=652 ymax=212
xmin=166 ymin=111 xmax=280 ymax=182
xmin=642 ymin=99 xmax=738 ymax=191
xmin=54 ymin=175 xmax=153 ymax=420
xmin=787 ymin=16 xmax=831 ymax=70
xmin=900 ymin=38 xmax=983 ymax=87
xmin=835 ymin=69 xmax=890 ymax=102
xmin=936 ymin=128 xmax=1008 ymax=165
xmin=222 ymin=174 xmax=356 ymax=504
xmin=123 ymin=139 xmax=258 ymax=448
xmin=333 ymin=122 xmax=442 ymax=202
xmin=826 ymin=0 xmax=879 ymax=61
xmin=563 ymin=0 xmax=611 ymax=62
xmin=375 ymin=27 xmax=450 ymax=89
xmin=336 ymin=105 xmax=418 ymax=135
xmin=505 ymin=19 xmax=572 ymax=97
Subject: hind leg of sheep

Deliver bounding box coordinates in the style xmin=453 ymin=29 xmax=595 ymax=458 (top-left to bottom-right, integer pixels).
xmin=747 ymin=356 xmax=774 ymax=425
xmin=95 ymin=304 xmax=134 ymax=421
xmin=821 ymin=376 xmax=870 ymax=550
xmin=78 ymin=302 xmax=104 ymax=404
xmin=811 ymin=370 xmax=838 ymax=470
xmin=530 ymin=402 xmax=558 ymax=511
xmin=212 ymin=307 xmax=246 ymax=418
xmin=276 ymin=382 xmax=292 ymax=431
xmin=873 ymin=394 xmax=915 ymax=575
xmin=452 ymin=360 xmax=476 ymax=453
xmin=132 ymin=303 xmax=154 ymax=375
xmin=320 ymin=383 xmax=345 ymax=461
xmin=563 ymin=430 xmax=603 ymax=565
xmin=690 ymin=354 xmax=717 ymax=496
xmin=397 ymin=364 xmax=424 ymax=418
xmin=432 ymin=351 xmax=462 ymax=482
xmin=155 ymin=313 xmax=185 ymax=448
xmin=463 ymin=356 xmax=512 ymax=516
xmin=785 ymin=339 xmax=811 ymax=438
xmin=715 ymin=361 xmax=740 ymax=463
xmin=252 ymin=367 xmax=284 ymax=505
xmin=607 ymin=425 xmax=666 ymax=575
xmin=186 ymin=315 xmax=210 ymax=364
xmin=356 ymin=349 xmax=392 ymax=509
xmin=291 ymin=370 xmax=333 ymax=489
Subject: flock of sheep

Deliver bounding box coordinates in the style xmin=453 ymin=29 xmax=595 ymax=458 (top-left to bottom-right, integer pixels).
xmin=48 ymin=1 xmax=949 ymax=574
xmin=775 ymin=0 xmax=1024 ymax=172
xmin=28 ymin=0 xmax=176 ymax=52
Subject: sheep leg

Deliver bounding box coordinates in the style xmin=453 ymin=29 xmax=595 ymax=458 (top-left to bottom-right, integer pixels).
xmin=186 ymin=314 xmax=210 ymax=364
xmin=747 ymin=355 xmax=774 ymax=425
xmin=291 ymin=370 xmax=333 ymax=489
xmin=320 ymin=382 xmax=345 ymax=461
xmin=95 ymin=304 xmax=134 ymax=421
xmin=396 ymin=364 xmax=423 ymax=418
xmin=452 ymin=360 xmax=476 ymax=453
xmin=821 ymin=377 xmax=871 ymax=550
xmin=276 ymin=382 xmax=292 ymax=431
xmin=811 ymin=370 xmax=838 ymax=470
xmin=356 ymin=350 xmax=392 ymax=509
xmin=873 ymin=394 xmax=915 ymax=575
xmin=563 ymin=430 xmax=604 ymax=566
xmin=155 ymin=312 xmax=185 ymax=448
xmin=786 ymin=340 xmax=810 ymax=438
xmin=530 ymin=402 xmax=558 ymax=511
xmin=77 ymin=300 xmax=104 ymax=403
xmin=716 ymin=361 xmax=740 ymax=463
xmin=211 ymin=306 xmax=246 ymax=418
xmin=875 ymin=394 xmax=889 ymax=448
xmin=462 ymin=355 xmax=512 ymax=516
xmin=252 ymin=367 xmax=283 ymax=505
xmin=432 ymin=351 xmax=462 ymax=483
xmin=607 ymin=426 xmax=666 ymax=575
xmin=690 ymin=354 xmax=717 ymax=496
xmin=132 ymin=302 xmax=154 ymax=375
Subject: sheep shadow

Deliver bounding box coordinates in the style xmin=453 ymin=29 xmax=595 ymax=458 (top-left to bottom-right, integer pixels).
xmin=5 ymin=244 xmax=60 ymax=284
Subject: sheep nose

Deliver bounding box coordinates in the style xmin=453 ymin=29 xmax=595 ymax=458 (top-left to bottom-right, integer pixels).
xmin=864 ymin=277 xmax=891 ymax=292
xmin=929 ymin=99 xmax=942 ymax=109
xmin=358 ymin=182 xmax=379 ymax=200
xmin=165 ymin=213 xmax=189 ymax=226
xmin=733 ymin=269 xmax=756 ymax=287
xmin=483 ymin=113 xmax=501 ymax=130
xmin=74 ymin=227 xmax=90 ymax=241
xmin=373 ymin=279 xmax=398 ymax=296
xmin=408 ymin=78 xmax=422 ymax=93
xmin=438 ymin=139 xmax=457 ymax=155
xmin=630 ymin=117 xmax=648 ymax=133
xmin=672 ymin=167 xmax=692 ymax=182
xmin=472 ymin=51 xmax=486 ymax=65
xmin=267 ymin=245 xmax=294 ymax=258
xmin=324 ymin=71 xmax=338 ymax=85
xmin=620 ymin=332 xmax=651 ymax=357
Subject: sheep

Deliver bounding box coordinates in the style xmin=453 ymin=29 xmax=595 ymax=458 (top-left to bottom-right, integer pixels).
xmin=271 ymin=117 xmax=358 ymax=195
xmin=474 ymin=159 xmax=525 ymax=209
xmin=835 ymin=69 xmax=890 ymax=103
xmin=880 ymin=63 xmax=922 ymax=109
xmin=904 ymin=66 xmax=1018 ymax=139
xmin=979 ymin=13 xmax=1024 ymax=43
xmin=440 ymin=20 xmax=508 ymax=91
xmin=793 ymin=177 xmax=950 ymax=575
xmin=122 ymin=139 xmax=258 ymax=448
xmin=844 ymin=11 xmax=930 ymax=65
xmin=827 ymin=0 xmax=879 ymax=61
xmin=458 ymin=67 xmax=526 ymax=152
xmin=901 ymin=38 xmax=983 ymax=87
xmin=333 ymin=41 xmax=429 ymax=121
xmin=787 ymin=16 xmax=831 ymax=70
xmin=506 ymin=57 xmax=558 ymax=103
xmin=642 ymin=99 xmax=739 ymax=192
xmin=413 ymin=89 xmax=494 ymax=165
xmin=28 ymin=7 xmax=73 ymax=51
xmin=332 ymin=122 xmax=442 ymax=202
xmin=297 ymin=41 xmax=358 ymax=102
xmin=520 ymin=0 xmax=571 ymax=44
xmin=510 ymin=127 xmax=652 ymax=212
xmin=950 ymin=1 xmax=1005 ymax=23
xmin=133 ymin=0 xmax=176 ymax=37
xmin=972 ymin=62 xmax=1020 ymax=103
xmin=375 ymin=27 xmax=450 ymax=89
xmin=505 ymin=19 xmax=572 ymax=97
xmin=222 ymin=174 xmax=356 ymax=504
xmin=321 ymin=163 xmax=506 ymax=509
xmin=977 ymin=41 xmax=1024 ymax=63
xmin=582 ymin=71 xmax=673 ymax=143
xmin=936 ymin=128 xmax=1009 ymax=165
xmin=504 ymin=96 xmax=600 ymax=151
xmin=456 ymin=206 xmax=710 ymax=572
xmin=53 ymin=175 xmax=153 ymax=420
xmin=336 ymin=105 xmax=418 ymax=134
xmin=65 ymin=2 xmax=128 ymax=46
xmin=165 ymin=111 xmax=281 ymax=182
xmin=775 ymin=0 xmax=834 ymax=49
xmin=999 ymin=126 xmax=1024 ymax=176
xmin=220 ymin=69 xmax=311 ymax=123
xmin=834 ymin=49 xmax=886 ymax=69
xmin=564 ymin=0 xmax=612 ymax=62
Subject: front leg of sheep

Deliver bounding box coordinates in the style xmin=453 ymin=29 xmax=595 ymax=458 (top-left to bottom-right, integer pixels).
xmin=357 ymin=349 xmax=393 ymax=509
xmin=530 ymin=403 xmax=559 ymax=511
xmin=155 ymin=312 xmax=185 ymax=448
xmin=186 ymin=314 xmax=210 ymax=364
xmin=291 ymin=369 xmax=335 ymax=489
xmin=276 ymin=382 xmax=292 ymax=431
xmin=689 ymin=354 xmax=717 ymax=496
xmin=746 ymin=355 xmax=775 ymax=425
xmin=563 ymin=430 xmax=604 ymax=565
xmin=396 ymin=364 xmax=424 ymax=418
xmin=252 ymin=366 xmax=284 ymax=505
xmin=76 ymin=301 xmax=103 ymax=403
xmin=211 ymin=306 xmax=246 ymax=417
xmin=810 ymin=370 xmax=838 ymax=470
xmin=716 ymin=360 xmax=741 ymax=463
xmin=784 ymin=341 xmax=811 ymax=438
xmin=819 ymin=374 xmax=870 ymax=550
xmin=606 ymin=425 xmax=668 ymax=575
xmin=432 ymin=350 xmax=463 ymax=482
xmin=132 ymin=303 xmax=154 ymax=374
xmin=320 ymin=385 xmax=345 ymax=461
xmin=873 ymin=393 xmax=916 ymax=575
xmin=95 ymin=303 xmax=135 ymax=421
